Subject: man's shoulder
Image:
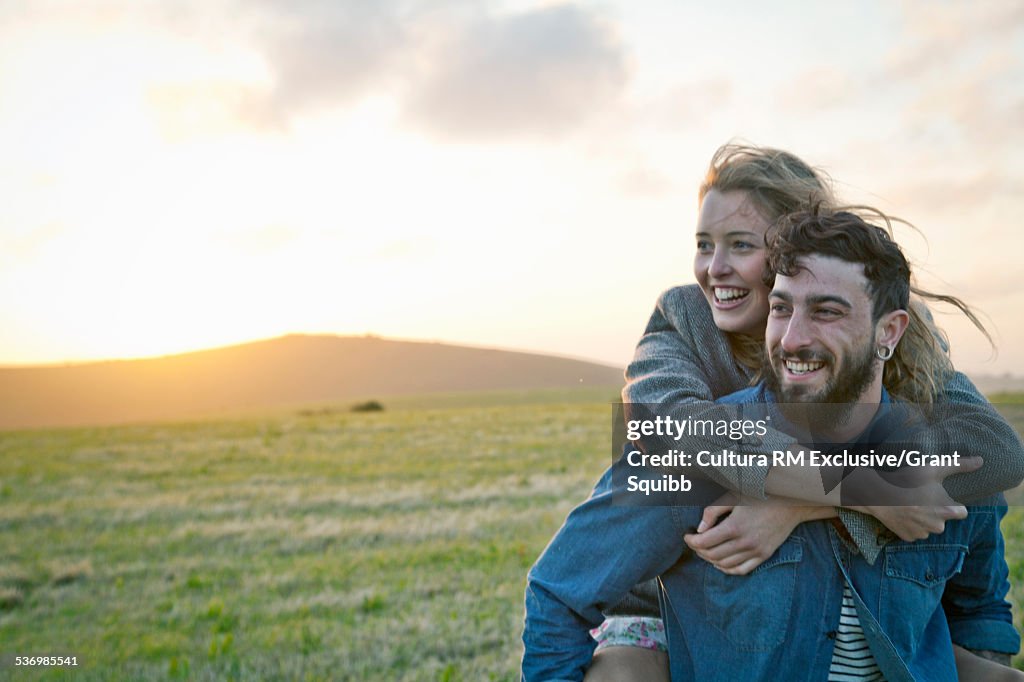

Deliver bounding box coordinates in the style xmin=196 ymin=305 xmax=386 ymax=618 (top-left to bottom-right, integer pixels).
xmin=717 ymin=383 xmax=769 ymax=405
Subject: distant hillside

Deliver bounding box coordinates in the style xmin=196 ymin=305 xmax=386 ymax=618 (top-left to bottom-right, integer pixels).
xmin=969 ymin=374 xmax=1024 ymax=396
xmin=0 ymin=335 xmax=624 ymax=429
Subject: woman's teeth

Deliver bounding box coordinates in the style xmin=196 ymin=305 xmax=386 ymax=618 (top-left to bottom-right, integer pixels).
xmin=714 ymin=288 xmax=749 ymax=302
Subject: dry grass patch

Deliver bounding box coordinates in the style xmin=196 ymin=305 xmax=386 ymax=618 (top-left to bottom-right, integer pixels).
xmin=0 ymin=587 xmax=24 ymax=610
xmin=50 ymin=559 xmax=92 ymax=586
xmin=0 ymin=566 xmax=36 ymax=592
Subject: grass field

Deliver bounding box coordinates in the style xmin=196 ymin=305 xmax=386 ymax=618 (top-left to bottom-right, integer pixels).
xmin=3 ymin=388 xmax=1024 ymax=680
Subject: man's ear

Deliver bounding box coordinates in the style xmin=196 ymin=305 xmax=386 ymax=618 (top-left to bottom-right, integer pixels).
xmin=876 ymin=309 xmax=910 ymax=351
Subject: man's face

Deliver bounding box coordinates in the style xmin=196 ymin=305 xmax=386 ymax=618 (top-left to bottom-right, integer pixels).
xmin=763 ymin=254 xmax=879 ymax=406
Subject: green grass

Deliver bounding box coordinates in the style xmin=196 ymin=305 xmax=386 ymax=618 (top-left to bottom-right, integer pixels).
xmin=2 ymin=388 xmax=1024 ymax=679
xmin=0 ymin=391 xmax=617 ymax=680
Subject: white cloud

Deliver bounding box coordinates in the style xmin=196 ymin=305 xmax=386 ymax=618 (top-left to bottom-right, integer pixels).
xmin=138 ymin=1 xmax=631 ymax=140
xmin=401 ymin=3 xmax=629 ymax=139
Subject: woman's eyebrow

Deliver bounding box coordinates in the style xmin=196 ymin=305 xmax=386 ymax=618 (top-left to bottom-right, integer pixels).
xmin=694 ymin=230 xmax=761 ymax=238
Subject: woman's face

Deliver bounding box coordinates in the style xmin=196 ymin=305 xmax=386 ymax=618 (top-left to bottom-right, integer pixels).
xmin=693 ymin=189 xmax=772 ymax=337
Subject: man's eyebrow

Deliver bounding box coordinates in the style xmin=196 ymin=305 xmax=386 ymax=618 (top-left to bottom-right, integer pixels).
xmin=766 ymin=291 xmax=852 ymax=308
xmin=807 ymin=294 xmax=852 ymax=308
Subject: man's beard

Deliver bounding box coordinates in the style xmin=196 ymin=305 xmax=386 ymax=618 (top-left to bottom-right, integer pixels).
xmin=763 ymin=336 xmax=878 ymax=428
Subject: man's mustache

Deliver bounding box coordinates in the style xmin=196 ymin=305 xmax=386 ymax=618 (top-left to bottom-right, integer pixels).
xmin=771 ymin=348 xmax=833 ymax=364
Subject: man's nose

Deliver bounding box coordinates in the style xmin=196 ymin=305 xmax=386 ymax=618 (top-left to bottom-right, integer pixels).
xmin=780 ymin=314 xmax=812 ymax=353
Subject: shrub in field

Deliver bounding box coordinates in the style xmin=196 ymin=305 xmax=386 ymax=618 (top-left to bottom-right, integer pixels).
xmin=351 ymin=400 xmax=384 ymax=412
xmin=0 ymin=587 xmax=24 ymax=610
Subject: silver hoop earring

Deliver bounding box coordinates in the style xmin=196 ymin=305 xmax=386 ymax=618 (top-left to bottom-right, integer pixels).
xmin=876 ymin=346 xmax=894 ymax=361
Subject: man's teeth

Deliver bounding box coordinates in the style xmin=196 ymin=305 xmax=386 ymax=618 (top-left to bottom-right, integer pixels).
xmin=715 ymin=288 xmax=749 ymax=301
xmin=785 ymin=360 xmax=824 ymax=374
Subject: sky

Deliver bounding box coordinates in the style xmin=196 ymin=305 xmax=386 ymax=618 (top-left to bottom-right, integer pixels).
xmin=1 ymin=0 xmax=1022 ymax=376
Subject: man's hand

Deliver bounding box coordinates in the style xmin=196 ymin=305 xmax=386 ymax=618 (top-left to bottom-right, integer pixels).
xmin=683 ymin=493 xmax=835 ymax=575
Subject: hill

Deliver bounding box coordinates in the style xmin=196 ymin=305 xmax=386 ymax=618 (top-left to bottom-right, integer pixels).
xmin=0 ymin=335 xmax=624 ymax=429
xmin=969 ymin=373 xmax=1024 ymax=396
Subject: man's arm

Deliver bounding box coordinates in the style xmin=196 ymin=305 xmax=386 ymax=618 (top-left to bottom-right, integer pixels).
xmin=522 ymin=471 xmax=697 ymax=681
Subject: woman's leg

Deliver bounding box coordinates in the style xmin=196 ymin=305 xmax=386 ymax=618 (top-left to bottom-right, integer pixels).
xmin=585 ymin=616 xmax=670 ymax=682
xmin=584 ymin=647 xmax=670 ymax=682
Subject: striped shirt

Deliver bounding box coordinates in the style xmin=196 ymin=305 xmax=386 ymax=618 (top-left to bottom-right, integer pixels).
xmin=828 ymin=581 xmax=885 ymax=681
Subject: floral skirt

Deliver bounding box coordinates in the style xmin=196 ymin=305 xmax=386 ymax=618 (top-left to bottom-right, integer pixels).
xmin=589 ymin=616 xmax=667 ymax=652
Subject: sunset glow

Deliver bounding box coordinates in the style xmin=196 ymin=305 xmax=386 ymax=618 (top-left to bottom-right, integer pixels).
xmin=2 ymin=1 xmax=1022 ymax=376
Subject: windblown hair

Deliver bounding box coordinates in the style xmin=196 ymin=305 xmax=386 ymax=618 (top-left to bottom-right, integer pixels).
xmin=698 ymin=144 xmax=836 ymax=372
xmin=767 ymin=208 xmax=911 ymax=320
xmin=766 ymin=205 xmax=990 ymax=403
xmin=696 ymin=143 xmax=988 ymax=402
xmin=699 ymin=144 xmax=837 ymax=224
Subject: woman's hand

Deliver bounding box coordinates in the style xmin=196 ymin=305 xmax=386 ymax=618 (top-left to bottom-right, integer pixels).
xmin=683 ymin=493 xmax=835 ymax=575
xmin=854 ymin=504 xmax=968 ymax=542
xmin=843 ymin=457 xmax=982 ymax=541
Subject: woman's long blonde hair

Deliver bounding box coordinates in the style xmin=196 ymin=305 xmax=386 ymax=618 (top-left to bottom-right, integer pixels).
xmin=699 ymin=143 xmax=988 ymax=404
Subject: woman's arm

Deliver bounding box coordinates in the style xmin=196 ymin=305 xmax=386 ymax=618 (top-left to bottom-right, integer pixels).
xmin=624 ymin=287 xmax=1024 ymax=548
xmin=682 ymin=492 xmax=837 ymax=575
xmin=623 ymin=285 xmax=789 ymax=497
xmin=921 ymin=372 xmax=1024 ymax=500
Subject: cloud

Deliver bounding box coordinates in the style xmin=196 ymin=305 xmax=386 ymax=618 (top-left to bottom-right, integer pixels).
xmin=400 ymin=3 xmax=629 ymax=140
xmin=901 ymin=49 xmax=1024 ymax=155
xmin=882 ymin=0 xmax=1024 ymax=159
xmin=142 ymin=1 xmax=630 ymax=140
xmin=244 ymin=0 xmax=411 ymax=126
xmin=884 ymin=0 xmax=1024 ymax=82
xmin=884 ymin=169 xmax=1023 ymax=212
xmin=817 ymin=2 xmax=1024 ymax=211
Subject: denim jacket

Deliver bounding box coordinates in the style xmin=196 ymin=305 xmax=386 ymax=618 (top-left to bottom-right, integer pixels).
xmin=521 ymin=386 xmax=1019 ymax=681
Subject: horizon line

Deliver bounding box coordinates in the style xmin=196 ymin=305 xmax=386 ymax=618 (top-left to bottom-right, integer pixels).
xmin=0 ymin=332 xmax=626 ymax=372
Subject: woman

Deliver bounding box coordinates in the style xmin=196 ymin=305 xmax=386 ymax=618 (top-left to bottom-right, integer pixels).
xmin=584 ymin=144 xmax=1024 ymax=681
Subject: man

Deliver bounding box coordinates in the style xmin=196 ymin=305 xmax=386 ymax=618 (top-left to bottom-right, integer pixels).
xmin=521 ymin=210 xmax=1020 ymax=681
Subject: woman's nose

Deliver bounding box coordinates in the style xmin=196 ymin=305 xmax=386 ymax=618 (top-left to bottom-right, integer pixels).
xmin=708 ymin=251 xmax=732 ymax=277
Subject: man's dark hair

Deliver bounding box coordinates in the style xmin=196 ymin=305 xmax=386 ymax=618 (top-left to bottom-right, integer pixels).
xmin=765 ymin=207 xmax=911 ymax=321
